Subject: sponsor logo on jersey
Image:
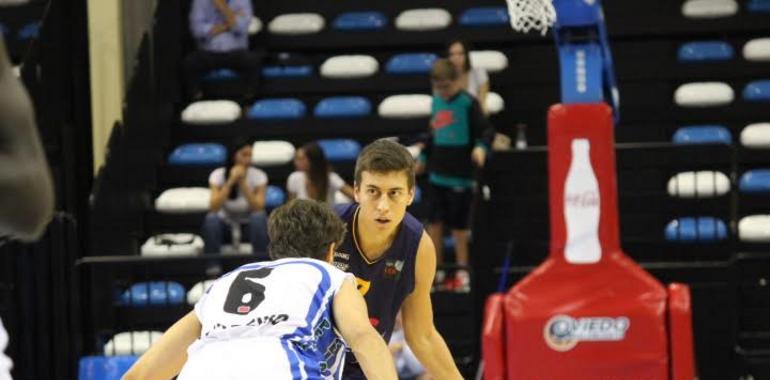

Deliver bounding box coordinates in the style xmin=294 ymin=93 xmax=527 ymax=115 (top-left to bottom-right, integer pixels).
xmin=543 ymin=315 xmax=630 ymax=352
xmin=383 ymin=259 xmax=404 ymax=280
xmin=333 ymin=251 xmax=350 ymax=271
xmin=355 ymin=277 xmax=371 ymax=296
xmin=431 ymin=110 xmax=455 ymax=130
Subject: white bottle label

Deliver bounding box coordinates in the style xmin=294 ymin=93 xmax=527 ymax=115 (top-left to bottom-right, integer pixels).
xmin=564 ymin=139 xmax=601 ymax=264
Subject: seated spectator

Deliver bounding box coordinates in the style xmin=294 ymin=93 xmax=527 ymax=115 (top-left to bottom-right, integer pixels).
xmin=286 ymin=142 xmax=354 ymax=204
xmin=447 ymin=39 xmax=490 ymax=114
xmin=185 ymin=0 xmax=262 ymax=100
xmin=202 ymin=138 xmax=268 ymax=274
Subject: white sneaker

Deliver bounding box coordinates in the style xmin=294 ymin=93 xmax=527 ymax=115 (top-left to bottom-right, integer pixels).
xmin=455 ymin=270 xmax=471 ymax=293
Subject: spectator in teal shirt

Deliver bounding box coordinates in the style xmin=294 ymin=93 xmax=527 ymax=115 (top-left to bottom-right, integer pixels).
xmin=418 ymin=58 xmax=494 ymax=292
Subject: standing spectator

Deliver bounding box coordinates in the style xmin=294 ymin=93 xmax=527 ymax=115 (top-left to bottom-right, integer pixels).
xmin=202 ymin=138 xmax=268 ymax=274
xmin=419 ymin=59 xmax=494 ymax=292
xmin=286 ymin=142 xmax=354 ymax=204
xmin=185 ymin=0 xmax=262 ymax=100
xmin=447 ymin=39 xmax=490 ymax=114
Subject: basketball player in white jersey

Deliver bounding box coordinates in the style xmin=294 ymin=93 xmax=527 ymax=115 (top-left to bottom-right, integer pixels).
xmin=0 ymin=35 xmax=55 ymax=380
xmin=122 ymin=199 xmax=397 ymax=380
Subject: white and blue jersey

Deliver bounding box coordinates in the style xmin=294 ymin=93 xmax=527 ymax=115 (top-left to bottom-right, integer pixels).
xmin=178 ymin=258 xmax=353 ymax=380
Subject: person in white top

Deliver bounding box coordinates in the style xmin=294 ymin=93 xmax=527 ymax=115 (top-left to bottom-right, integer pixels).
xmin=123 ymin=200 xmax=398 ymax=380
xmin=287 ymin=142 xmax=354 ymax=204
xmin=447 ymin=39 xmax=490 ymax=115
xmin=202 ymin=139 xmax=269 ymax=270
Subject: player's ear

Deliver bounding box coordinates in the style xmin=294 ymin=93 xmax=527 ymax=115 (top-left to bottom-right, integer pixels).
xmin=325 ymin=242 xmax=336 ymax=263
xmin=353 ymin=183 xmax=361 ymax=203
xmin=406 ymin=186 xmax=415 ymax=206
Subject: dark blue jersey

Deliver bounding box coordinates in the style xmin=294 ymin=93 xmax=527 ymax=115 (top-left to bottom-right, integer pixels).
xmin=333 ymin=203 xmax=423 ymax=379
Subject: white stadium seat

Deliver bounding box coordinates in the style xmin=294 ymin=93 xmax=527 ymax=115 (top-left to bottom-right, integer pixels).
xmin=320 ymin=55 xmax=379 ymax=79
xmin=674 ymin=82 xmax=734 ymax=107
xmin=268 ymin=13 xmax=325 ymax=35
xmin=181 ymin=100 xmax=241 ymax=124
xmin=743 ymin=38 xmax=770 ymax=62
xmin=187 ymin=280 xmax=215 ymax=305
xmin=155 ymin=187 xmax=210 ymax=213
xmin=667 ymin=171 xmax=730 ymax=198
xmin=141 ymin=234 xmax=203 ymax=257
xmin=741 ymin=123 xmax=770 ymax=148
xmin=378 ymin=94 xmax=432 ymax=118
xmin=739 ymin=215 xmax=770 ymax=242
xmin=251 ymin=140 xmax=296 ymax=166
xmin=104 ymin=331 xmax=163 ymax=356
xmin=486 ymin=92 xmax=505 ymax=114
xmin=395 ymin=8 xmax=452 ymax=31
xmin=248 ymin=16 xmax=263 ymax=35
xmin=470 ymin=50 xmax=509 ymax=73
xmin=681 ymin=0 xmax=739 ymax=19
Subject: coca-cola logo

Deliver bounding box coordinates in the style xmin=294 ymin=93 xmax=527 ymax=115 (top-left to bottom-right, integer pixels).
xmin=565 ymin=191 xmax=599 ymax=207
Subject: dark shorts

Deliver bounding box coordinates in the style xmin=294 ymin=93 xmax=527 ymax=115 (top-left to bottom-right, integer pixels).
xmin=426 ymin=182 xmax=472 ymax=230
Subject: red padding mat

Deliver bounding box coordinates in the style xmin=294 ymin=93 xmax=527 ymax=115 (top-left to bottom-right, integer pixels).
xmin=503 ymin=104 xmax=669 ymax=379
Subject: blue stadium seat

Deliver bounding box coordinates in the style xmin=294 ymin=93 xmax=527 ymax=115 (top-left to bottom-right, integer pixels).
xmin=740 ymin=170 xmax=770 ymax=193
xmin=247 ymin=98 xmax=306 ymax=119
xmin=168 ymin=143 xmax=227 ymax=166
xmin=78 ymin=356 xmax=138 ymax=380
xmin=458 ymin=7 xmax=509 ymax=27
xmin=743 ymin=80 xmax=770 ymax=102
xmin=262 ymin=65 xmax=313 ymax=78
xmin=677 ymin=41 xmax=734 ymax=62
xmin=318 ymin=139 xmax=362 ymax=162
xmin=266 ymin=185 xmax=286 ymax=209
xmin=119 ymin=281 xmax=185 ymax=306
xmin=0 ymin=23 xmax=7 ymax=37
xmin=17 ymin=21 xmax=40 ymax=40
xmin=203 ymin=68 xmax=239 ymax=82
xmin=665 ymin=217 xmax=728 ymax=243
xmin=385 ymin=53 xmax=438 ymax=75
xmin=672 ymin=125 xmax=732 ymax=145
xmin=748 ymin=0 xmax=770 ymax=13
xmin=314 ymin=96 xmax=372 ymax=118
xmin=414 ymin=186 xmax=422 ymax=203
xmin=333 ymin=11 xmax=388 ymax=31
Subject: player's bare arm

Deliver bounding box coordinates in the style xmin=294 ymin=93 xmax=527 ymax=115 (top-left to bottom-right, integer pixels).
xmin=333 ymin=279 xmax=398 ymax=380
xmin=122 ymin=311 xmax=201 ymax=380
xmin=401 ymin=232 xmax=463 ymax=379
xmin=0 ymin=38 xmax=54 ymax=240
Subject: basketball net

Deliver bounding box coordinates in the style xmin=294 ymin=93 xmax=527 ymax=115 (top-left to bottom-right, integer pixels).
xmin=506 ymin=0 xmax=557 ymax=35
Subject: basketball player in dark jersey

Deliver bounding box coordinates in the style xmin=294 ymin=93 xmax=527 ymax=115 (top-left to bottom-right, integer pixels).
xmin=333 ymin=139 xmax=463 ymax=379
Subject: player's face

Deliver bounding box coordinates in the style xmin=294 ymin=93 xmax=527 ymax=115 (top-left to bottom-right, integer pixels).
xmin=234 ymin=145 xmax=252 ymax=166
xmin=448 ymin=42 xmax=466 ymax=70
xmin=354 ymin=170 xmax=415 ymax=232
xmin=294 ymin=148 xmax=310 ymax=172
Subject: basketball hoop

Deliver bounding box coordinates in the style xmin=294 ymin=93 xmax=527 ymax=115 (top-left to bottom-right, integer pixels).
xmin=506 ymin=0 xmax=557 ymax=35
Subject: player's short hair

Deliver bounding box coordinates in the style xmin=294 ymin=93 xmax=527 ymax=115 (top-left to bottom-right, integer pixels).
xmin=267 ymin=199 xmax=346 ymax=261
xmin=430 ymin=58 xmax=458 ymax=81
xmin=354 ymin=139 xmax=416 ymax=190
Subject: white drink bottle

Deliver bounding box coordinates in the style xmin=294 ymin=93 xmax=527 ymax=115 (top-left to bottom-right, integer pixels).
xmin=563 ymin=139 xmax=602 ymax=264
